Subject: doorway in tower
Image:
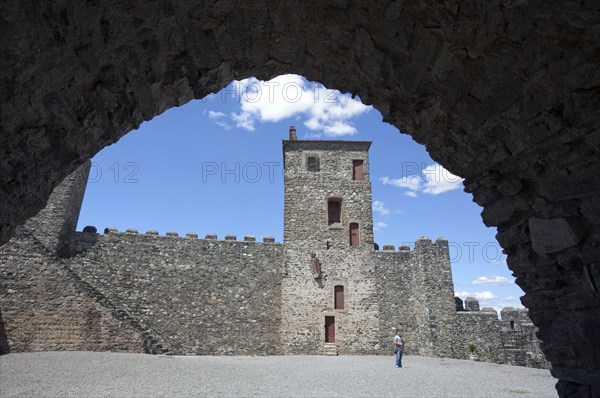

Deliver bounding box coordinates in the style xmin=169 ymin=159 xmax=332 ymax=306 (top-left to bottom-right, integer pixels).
xmin=325 ymin=316 xmax=335 ymax=343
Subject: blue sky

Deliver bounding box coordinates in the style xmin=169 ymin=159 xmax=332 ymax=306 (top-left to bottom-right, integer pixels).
xmin=76 ymin=74 xmax=524 ymax=312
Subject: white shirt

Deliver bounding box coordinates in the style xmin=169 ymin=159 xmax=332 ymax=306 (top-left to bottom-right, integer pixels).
xmin=394 ymin=335 xmax=403 ymax=346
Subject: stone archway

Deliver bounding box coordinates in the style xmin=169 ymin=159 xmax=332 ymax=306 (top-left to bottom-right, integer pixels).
xmin=0 ymin=1 xmax=598 ymax=395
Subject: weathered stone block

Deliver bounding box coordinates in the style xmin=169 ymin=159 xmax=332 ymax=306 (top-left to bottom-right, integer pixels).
xmin=465 ymin=297 xmax=480 ymax=311
xmin=455 ymin=296 xmax=464 ymax=311
xmin=528 ymin=217 xmax=586 ymax=255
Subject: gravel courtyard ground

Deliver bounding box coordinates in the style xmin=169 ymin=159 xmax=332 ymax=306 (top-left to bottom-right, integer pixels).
xmin=0 ymin=352 xmax=557 ymax=397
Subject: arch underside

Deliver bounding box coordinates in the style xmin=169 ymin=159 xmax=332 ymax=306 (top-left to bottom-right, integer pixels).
xmin=0 ymin=1 xmax=598 ymax=395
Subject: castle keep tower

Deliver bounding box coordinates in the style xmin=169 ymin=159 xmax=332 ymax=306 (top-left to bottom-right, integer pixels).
xmin=283 ymin=127 xmax=374 ymax=249
xmin=281 ymin=127 xmax=380 ymax=354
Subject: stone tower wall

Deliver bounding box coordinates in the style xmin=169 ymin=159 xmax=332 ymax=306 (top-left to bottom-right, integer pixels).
xmin=375 ymin=248 xmax=427 ymax=355
xmin=282 ymin=140 xmax=374 ymax=250
xmin=281 ymin=140 xmax=379 ymax=354
xmin=281 ymin=247 xmax=380 ymax=354
xmin=413 ymin=237 xmax=458 ymax=358
xmin=22 ymin=161 xmax=91 ymax=253
xmin=374 ymin=238 xmax=456 ymax=357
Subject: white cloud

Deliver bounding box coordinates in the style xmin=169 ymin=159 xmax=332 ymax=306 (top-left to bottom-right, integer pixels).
xmin=374 ymin=221 xmax=388 ymax=231
xmin=505 ymin=296 xmax=516 ymax=301
xmin=380 ymin=164 xmax=464 ymax=197
xmin=206 ymin=110 xmax=232 ymax=130
xmin=471 ymin=276 xmax=513 ymax=286
xmin=454 ymin=291 xmax=498 ymax=300
xmin=373 ymin=201 xmax=390 ymax=216
xmin=380 ymin=175 xmax=421 ymax=192
xmin=474 ymin=291 xmax=498 ymax=300
xmin=208 ymin=110 xmax=226 ymax=119
xmin=228 ymin=75 xmax=371 ymax=136
xmin=422 ymin=164 xmax=463 ymax=195
xmin=214 ymin=120 xmax=232 ymax=130
xmin=231 ymin=111 xmax=255 ymax=131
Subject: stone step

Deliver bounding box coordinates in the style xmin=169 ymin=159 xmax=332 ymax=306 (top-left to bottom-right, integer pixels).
xmin=321 ymin=344 xmax=339 ymax=356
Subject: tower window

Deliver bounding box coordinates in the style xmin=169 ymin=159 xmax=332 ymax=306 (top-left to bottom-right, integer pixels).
xmin=349 ymin=222 xmax=359 ymax=246
xmin=307 ymin=155 xmax=320 ymax=171
xmin=334 ymin=285 xmax=344 ymax=309
xmin=328 ymin=199 xmax=341 ymax=225
xmin=352 ymin=160 xmax=364 ymax=180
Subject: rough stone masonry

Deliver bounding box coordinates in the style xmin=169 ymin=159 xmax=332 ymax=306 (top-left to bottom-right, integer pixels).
xmin=0 ymin=129 xmax=548 ymax=369
xmin=0 ymin=2 xmax=598 ymax=395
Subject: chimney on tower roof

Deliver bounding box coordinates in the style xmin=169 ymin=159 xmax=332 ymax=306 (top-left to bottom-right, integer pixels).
xmin=289 ymin=125 xmax=297 ymax=140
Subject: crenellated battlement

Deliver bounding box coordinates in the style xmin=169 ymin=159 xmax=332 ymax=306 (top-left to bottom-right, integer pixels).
xmin=452 ymin=296 xmax=550 ymax=368
xmin=375 ymin=236 xmax=449 ymax=253
xmin=81 ymin=226 xmax=279 ymax=244
xmin=455 ymin=297 xmax=531 ymax=322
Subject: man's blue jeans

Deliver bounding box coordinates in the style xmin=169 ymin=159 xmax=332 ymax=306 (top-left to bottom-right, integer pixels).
xmin=395 ymin=347 xmax=403 ymax=367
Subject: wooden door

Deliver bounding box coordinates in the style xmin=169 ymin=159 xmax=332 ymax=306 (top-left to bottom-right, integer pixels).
xmin=353 ymin=160 xmax=364 ymax=180
xmin=325 ymin=316 xmax=335 ymax=343
xmin=349 ymin=223 xmax=359 ymax=246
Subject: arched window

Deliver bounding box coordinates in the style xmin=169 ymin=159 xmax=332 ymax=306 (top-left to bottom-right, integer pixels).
xmin=334 ymin=285 xmax=344 ymax=309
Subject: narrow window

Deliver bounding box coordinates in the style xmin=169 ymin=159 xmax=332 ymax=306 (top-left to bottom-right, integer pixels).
xmin=510 ymin=320 xmax=515 ymax=330
xmin=349 ymin=222 xmax=359 ymax=246
xmin=328 ymin=199 xmax=341 ymax=225
xmin=352 ymin=160 xmax=364 ymax=181
xmin=334 ymin=285 xmax=344 ymax=309
xmin=307 ymin=155 xmax=319 ymax=171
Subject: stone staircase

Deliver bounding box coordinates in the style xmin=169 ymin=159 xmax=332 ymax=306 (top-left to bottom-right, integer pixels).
xmin=61 ymin=268 xmax=170 ymax=355
xmin=26 ymin=231 xmax=171 ymax=355
xmin=321 ymin=343 xmax=339 ymax=356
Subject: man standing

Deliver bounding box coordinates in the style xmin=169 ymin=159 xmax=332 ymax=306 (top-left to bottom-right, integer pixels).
xmin=393 ymin=329 xmax=404 ymax=368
